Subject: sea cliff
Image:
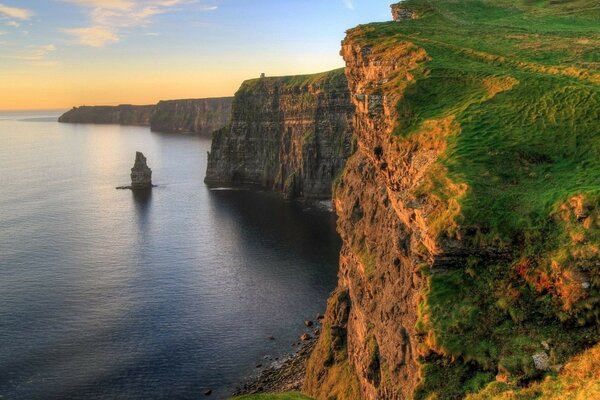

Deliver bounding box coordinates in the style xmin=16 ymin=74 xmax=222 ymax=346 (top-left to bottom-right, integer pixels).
xmin=304 ymin=1 xmax=600 ymax=399
xmin=151 ymin=97 xmax=233 ymax=134
xmin=58 ymin=97 xmax=233 ymax=134
xmin=205 ymin=69 xmax=355 ymax=199
xmin=58 ymin=104 xmax=155 ymax=126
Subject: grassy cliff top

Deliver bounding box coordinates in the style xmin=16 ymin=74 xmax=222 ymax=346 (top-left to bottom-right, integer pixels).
xmin=351 ymin=0 xmax=599 ymax=240
xmin=238 ymin=68 xmax=346 ymax=93
xmin=347 ymin=1 xmax=598 ymax=398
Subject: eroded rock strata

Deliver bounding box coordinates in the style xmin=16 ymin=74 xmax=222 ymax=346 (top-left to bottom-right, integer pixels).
xmin=58 ymin=97 xmax=233 ymax=134
xmin=305 ymin=1 xmax=599 ymax=399
xmin=151 ymin=97 xmax=233 ymax=134
xmin=130 ymin=152 xmax=153 ymax=189
xmin=205 ymin=69 xmax=355 ymax=199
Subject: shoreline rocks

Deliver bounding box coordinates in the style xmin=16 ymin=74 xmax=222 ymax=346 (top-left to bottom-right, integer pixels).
xmin=233 ymin=317 xmax=324 ymax=397
xmin=232 ymin=333 xmax=318 ymax=397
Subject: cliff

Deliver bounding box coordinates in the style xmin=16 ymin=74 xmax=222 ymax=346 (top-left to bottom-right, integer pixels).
xmin=150 ymin=97 xmax=233 ymax=134
xmin=305 ymin=1 xmax=599 ymax=399
xmin=205 ymin=69 xmax=355 ymax=199
xmin=58 ymin=104 xmax=155 ymax=126
xmin=58 ymin=97 xmax=233 ymax=134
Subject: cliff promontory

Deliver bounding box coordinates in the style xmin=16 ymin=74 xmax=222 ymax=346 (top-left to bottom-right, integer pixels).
xmin=58 ymin=97 xmax=233 ymax=134
xmin=205 ymin=69 xmax=355 ymax=199
xmin=58 ymin=104 xmax=155 ymax=126
xmin=151 ymin=97 xmax=233 ymax=134
xmin=304 ymin=1 xmax=599 ymax=399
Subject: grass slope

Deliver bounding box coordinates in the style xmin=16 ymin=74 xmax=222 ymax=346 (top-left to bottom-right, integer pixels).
xmin=231 ymin=393 xmax=314 ymax=400
xmin=349 ymin=0 xmax=599 ymax=398
xmin=467 ymin=342 xmax=600 ymax=399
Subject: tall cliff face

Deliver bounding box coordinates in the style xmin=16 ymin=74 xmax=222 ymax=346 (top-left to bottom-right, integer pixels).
xmin=306 ymin=1 xmax=599 ymax=399
xmin=58 ymin=97 xmax=233 ymax=134
xmin=58 ymin=105 xmax=155 ymax=126
xmin=150 ymin=97 xmax=233 ymax=134
xmin=205 ymin=69 xmax=355 ymax=199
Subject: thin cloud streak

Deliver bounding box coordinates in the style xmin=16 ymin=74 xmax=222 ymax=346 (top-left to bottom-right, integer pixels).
xmin=0 ymin=3 xmax=33 ymax=20
xmin=61 ymin=0 xmax=216 ymax=47
xmin=343 ymin=0 xmax=355 ymax=10
xmin=6 ymin=43 xmax=58 ymax=66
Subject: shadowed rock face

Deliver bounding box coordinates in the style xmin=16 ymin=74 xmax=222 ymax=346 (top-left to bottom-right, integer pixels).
xmin=204 ymin=69 xmax=355 ymax=200
xmin=58 ymin=97 xmax=234 ymax=134
xmin=130 ymin=152 xmax=153 ymax=189
xmin=58 ymin=105 xmax=155 ymax=126
xmin=150 ymin=97 xmax=233 ymax=134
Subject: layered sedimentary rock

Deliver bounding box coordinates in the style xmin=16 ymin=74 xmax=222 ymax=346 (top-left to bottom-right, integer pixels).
xmin=150 ymin=97 xmax=233 ymax=134
xmin=305 ymin=1 xmax=599 ymax=399
xmin=58 ymin=105 xmax=155 ymax=126
xmin=130 ymin=152 xmax=153 ymax=189
xmin=58 ymin=97 xmax=233 ymax=134
xmin=205 ymin=69 xmax=355 ymax=199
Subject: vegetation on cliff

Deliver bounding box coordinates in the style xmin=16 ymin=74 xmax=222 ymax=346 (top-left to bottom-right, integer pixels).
xmin=307 ymin=0 xmax=598 ymax=398
xmin=232 ymin=393 xmax=314 ymax=400
xmin=205 ymin=68 xmax=354 ymax=199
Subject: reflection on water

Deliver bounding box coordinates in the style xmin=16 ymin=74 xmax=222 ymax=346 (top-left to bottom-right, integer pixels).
xmin=0 ymin=113 xmax=340 ymax=400
xmin=132 ymin=189 xmax=153 ymax=210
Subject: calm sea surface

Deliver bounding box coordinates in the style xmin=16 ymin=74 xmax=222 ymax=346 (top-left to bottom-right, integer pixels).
xmin=0 ymin=111 xmax=340 ymax=399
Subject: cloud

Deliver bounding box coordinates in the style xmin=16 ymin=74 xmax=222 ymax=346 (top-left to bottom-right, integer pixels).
xmin=62 ymin=26 xmax=120 ymax=47
xmin=5 ymin=20 xmax=19 ymax=27
xmin=343 ymin=0 xmax=355 ymax=10
xmin=8 ymin=43 xmax=57 ymax=65
xmin=61 ymin=0 xmax=214 ymax=47
xmin=0 ymin=3 xmax=33 ymax=20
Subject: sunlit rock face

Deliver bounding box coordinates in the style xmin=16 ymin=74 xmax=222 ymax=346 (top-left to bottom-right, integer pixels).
xmin=205 ymin=69 xmax=355 ymax=200
xmin=391 ymin=4 xmax=416 ymax=21
xmin=130 ymin=152 xmax=153 ymax=189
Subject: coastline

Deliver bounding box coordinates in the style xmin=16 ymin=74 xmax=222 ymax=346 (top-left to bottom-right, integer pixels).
xmin=232 ymin=328 xmax=320 ymax=397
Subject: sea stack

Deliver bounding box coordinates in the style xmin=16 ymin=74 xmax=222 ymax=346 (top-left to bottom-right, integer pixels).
xmin=130 ymin=152 xmax=153 ymax=189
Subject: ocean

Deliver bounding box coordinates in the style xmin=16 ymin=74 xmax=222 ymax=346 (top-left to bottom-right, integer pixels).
xmin=0 ymin=111 xmax=340 ymax=399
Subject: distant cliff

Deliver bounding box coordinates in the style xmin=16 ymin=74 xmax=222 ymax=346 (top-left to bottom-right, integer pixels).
xmin=58 ymin=104 xmax=155 ymax=126
xmin=204 ymin=69 xmax=355 ymax=199
xmin=150 ymin=97 xmax=233 ymax=134
xmin=58 ymin=97 xmax=233 ymax=134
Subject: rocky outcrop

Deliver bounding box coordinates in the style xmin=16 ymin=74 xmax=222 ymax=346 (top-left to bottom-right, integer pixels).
xmin=205 ymin=69 xmax=355 ymax=199
xmin=150 ymin=97 xmax=233 ymax=134
xmin=58 ymin=97 xmax=233 ymax=134
xmin=305 ymin=2 xmax=599 ymax=399
xmin=391 ymin=4 xmax=416 ymax=21
xmin=130 ymin=152 xmax=153 ymax=189
xmin=58 ymin=104 xmax=155 ymax=126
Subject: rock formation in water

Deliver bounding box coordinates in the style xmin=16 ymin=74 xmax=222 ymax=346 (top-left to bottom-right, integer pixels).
xmin=58 ymin=104 xmax=155 ymax=126
xmin=150 ymin=97 xmax=233 ymax=134
xmin=58 ymin=97 xmax=234 ymax=134
xmin=130 ymin=152 xmax=153 ymax=189
xmin=204 ymin=69 xmax=355 ymax=199
xmin=304 ymin=1 xmax=600 ymax=399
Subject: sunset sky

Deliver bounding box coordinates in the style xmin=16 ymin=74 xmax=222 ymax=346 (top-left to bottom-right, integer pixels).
xmin=0 ymin=0 xmax=392 ymax=110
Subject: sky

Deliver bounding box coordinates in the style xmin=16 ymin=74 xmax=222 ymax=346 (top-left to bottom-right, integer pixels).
xmin=0 ymin=0 xmax=393 ymax=110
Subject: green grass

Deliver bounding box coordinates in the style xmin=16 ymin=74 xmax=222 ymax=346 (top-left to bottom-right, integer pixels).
xmin=238 ymin=68 xmax=346 ymax=93
xmin=231 ymin=393 xmax=314 ymax=400
xmin=466 ymin=342 xmax=600 ymax=399
xmin=347 ymin=1 xmax=599 ymax=398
